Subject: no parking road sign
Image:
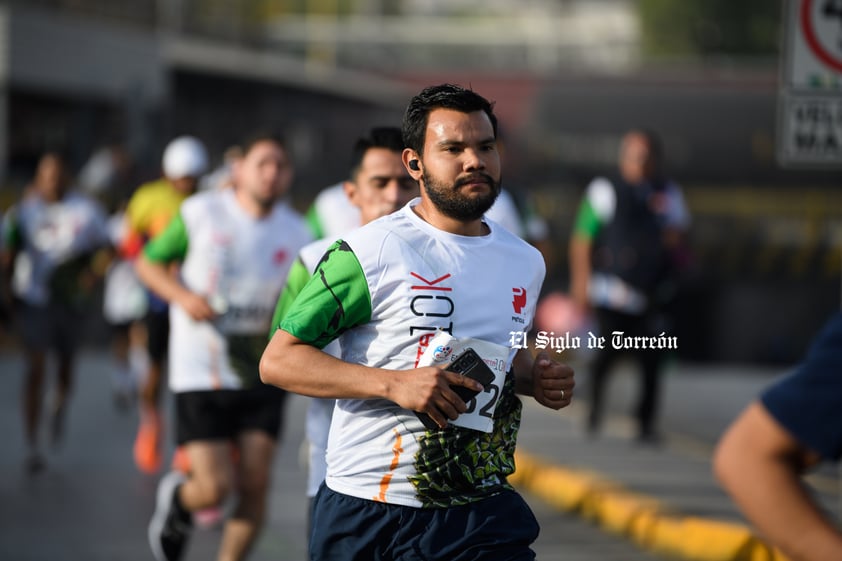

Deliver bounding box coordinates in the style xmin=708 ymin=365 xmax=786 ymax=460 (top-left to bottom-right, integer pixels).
xmin=778 ymin=0 xmax=842 ymax=166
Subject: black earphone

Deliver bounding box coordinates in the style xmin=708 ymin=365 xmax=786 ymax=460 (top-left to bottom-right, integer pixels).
xmin=409 ymin=159 xmax=420 ymax=171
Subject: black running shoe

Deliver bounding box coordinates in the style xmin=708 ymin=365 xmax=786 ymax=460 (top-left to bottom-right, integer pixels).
xmin=148 ymin=471 xmax=192 ymax=561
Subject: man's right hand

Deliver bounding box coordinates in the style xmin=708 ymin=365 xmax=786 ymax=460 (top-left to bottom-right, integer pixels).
xmin=388 ymin=365 xmax=484 ymax=429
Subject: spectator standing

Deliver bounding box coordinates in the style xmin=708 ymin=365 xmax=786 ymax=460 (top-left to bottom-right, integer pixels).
xmin=569 ymin=129 xmax=690 ymax=442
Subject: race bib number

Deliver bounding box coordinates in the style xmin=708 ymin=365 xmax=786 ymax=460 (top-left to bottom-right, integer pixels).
xmin=417 ymin=331 xmax=509 ymax=433
xmin=215 ymin=278 xmax=277 ymax=334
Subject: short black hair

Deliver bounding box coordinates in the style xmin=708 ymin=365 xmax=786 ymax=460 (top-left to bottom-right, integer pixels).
xmin=349 ymin=126 xmax=404 ymax=179
xmin=401 ymin=84 xmax=497 ymax=155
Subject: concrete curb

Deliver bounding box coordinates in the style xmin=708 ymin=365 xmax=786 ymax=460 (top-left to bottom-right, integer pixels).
xmin=511 ymin=451 xmax=791 ymax=561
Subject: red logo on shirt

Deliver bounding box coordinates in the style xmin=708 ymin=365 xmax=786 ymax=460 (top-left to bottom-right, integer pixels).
xmin=273 ymin=249 xmax=288 ymax=264
xmin=512 ymin=287 xmax=526 ymax=314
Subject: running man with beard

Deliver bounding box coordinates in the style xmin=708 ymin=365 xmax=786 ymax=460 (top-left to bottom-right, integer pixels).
xmin=260 ymin=84 xmax=575 ymax=561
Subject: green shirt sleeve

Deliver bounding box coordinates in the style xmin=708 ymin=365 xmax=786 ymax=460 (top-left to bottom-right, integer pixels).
xmin=269 ymin=257 xmax=312 ymax=338
xmin=572 ymin=198 xmax=601 ymax=240
xmin=279 ymin=240 xmax=372 ymax=349
xmin=142 ymin=212 xmax=189 ymax=263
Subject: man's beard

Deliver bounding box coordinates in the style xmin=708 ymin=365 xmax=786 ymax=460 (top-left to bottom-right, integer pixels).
xmin=422 ymin=171 xmax=501 ymax=222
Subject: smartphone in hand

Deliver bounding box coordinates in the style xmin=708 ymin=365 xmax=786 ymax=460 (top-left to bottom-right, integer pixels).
xmin=416 ymin=348 xmax=495 ymax=430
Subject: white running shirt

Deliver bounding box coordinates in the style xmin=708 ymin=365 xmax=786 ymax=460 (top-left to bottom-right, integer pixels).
xmin=3 ymin=192 xmax=109 ymax=306
xmin=145 ymin=189 xmax=312 ymax=392
xmin=280 ymin=198 xmax=545 ymax=508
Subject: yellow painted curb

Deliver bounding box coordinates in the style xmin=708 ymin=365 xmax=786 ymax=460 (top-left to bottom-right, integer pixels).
xmin=512 ymin=451 xmax=791 ymax=561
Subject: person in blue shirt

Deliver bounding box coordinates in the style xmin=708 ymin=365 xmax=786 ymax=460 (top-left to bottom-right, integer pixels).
xmin=714 ymin=311 xmax=842 ymax=561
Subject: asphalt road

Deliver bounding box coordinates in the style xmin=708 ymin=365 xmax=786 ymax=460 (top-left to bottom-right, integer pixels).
xmin=0 ymin=348 xmax=833 ymax=561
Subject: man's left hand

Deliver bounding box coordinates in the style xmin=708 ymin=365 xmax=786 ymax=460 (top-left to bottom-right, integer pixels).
xmin=532 ymin=351 xmax=574 ymax=410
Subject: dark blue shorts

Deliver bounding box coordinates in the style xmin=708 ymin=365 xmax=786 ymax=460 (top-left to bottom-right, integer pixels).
xmin=309 ymin=485 xmax=539 ymax=561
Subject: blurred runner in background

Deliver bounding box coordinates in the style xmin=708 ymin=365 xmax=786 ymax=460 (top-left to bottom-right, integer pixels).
xmin=1 ymin=151 xmax=110 ymax=473
xmin=123 ymin=135 xmax=209 ymax=474
xmin=139 ymin=132 xmax=311 ymax=561
xmin=270 ymin=126 xmax=417 ymax=536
